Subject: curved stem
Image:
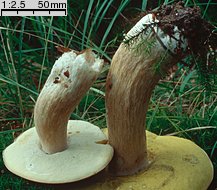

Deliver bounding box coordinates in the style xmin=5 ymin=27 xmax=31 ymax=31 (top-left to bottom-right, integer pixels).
xmin=34 ymin=49 xmax=103 ymax=154
xmin=106 ymin=14 xmax=187 ymax=175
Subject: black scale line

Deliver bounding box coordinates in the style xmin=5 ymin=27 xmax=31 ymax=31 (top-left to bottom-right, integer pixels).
xmin=1 ymin=9 xmax=67 ymax=16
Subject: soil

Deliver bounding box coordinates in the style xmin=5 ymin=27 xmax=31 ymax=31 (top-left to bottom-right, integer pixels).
xmin=152 ymin=1 xmax=216 ymax=63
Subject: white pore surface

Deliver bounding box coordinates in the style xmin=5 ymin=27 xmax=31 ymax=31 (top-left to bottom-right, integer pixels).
xmin=124 ymin=14 xmax=188 ymax=53
xmin=3 ymin=120 xmax=113 ymax=184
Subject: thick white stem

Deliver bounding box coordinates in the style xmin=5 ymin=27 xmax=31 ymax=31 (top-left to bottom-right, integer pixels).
xmin=106 ymin=14 xmax=188 ymax=175
xmin=34 ymin=49 xmax=103 ymax=154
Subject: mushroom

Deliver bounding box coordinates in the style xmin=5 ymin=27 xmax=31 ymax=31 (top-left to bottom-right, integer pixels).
xmin=59 ymin=3 xmax=214 ymax=189
xmin=103 ymin=3 xmax=214 ymax=189
xmin=3 ymin=49 xmax=114 ymax=184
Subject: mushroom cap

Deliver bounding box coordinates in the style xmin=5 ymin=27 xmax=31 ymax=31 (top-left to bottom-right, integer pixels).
xmin=3 ymin=120 xmax=113 ymax=184
xmin=57 ymin=130 xmax=213 ymax=190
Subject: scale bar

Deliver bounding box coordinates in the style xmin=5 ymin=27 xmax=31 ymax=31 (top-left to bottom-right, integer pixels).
xmin=1 ymin=9 xmax=67 ymax=16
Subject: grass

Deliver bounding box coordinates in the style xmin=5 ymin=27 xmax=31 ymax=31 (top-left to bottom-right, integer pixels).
xmin=0 ymin=0 xmax=217 ymax=189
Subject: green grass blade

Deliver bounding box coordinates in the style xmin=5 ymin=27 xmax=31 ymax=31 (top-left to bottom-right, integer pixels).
xmin=82 ymin=0 xmax=94 ymax=49
xmin=141 ymin=0 xmax=148 ymax=11
xmin=99 ymin=0 xmax=130 ymax=49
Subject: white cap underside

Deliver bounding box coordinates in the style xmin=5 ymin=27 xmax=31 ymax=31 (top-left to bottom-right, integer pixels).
xmin=3 ymin=120 xmax=113 ymax=184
